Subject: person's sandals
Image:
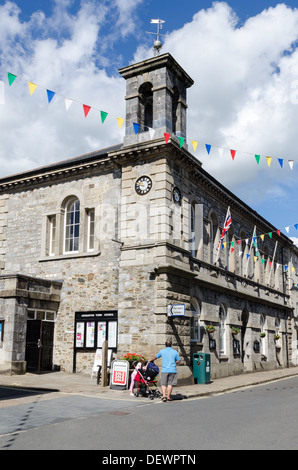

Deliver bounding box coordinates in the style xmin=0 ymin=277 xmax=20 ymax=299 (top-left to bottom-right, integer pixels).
xmin=162 ymin=397 xmax=167 ymax=402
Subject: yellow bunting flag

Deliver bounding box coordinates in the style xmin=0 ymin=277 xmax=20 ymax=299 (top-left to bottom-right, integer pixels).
xmin=260 ymin=234 xmax=265 ymax=241
xmin=192 ymin=140 xmax=198 ymax=152
xmin=28 ymin=82 xmax=37 ymax=96
xmin=117 ymin=117 xmax=124 ymax=129
xmin=266 ymin=156 xmax=272 ymax=167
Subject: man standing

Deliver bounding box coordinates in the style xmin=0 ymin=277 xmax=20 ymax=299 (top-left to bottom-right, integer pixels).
xmin=150 ymin=339 xmax=180 ymax=402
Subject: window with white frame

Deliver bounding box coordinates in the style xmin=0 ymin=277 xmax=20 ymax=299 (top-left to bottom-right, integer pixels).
xmin=219 ymin=304 xmax=227 ymax=356
xmin=64 ymin=197 xmax=80 ymax=253
xmin=27 ymin=309 xmax=56 ymax=321
xmin=190 ymin=299 xmax=201 ymax=342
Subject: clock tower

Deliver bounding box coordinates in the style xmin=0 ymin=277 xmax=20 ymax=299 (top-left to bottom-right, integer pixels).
xmin=119 ymin=53 xmax=194 ymax=147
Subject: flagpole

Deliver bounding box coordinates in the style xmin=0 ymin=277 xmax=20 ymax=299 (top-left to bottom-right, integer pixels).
xmin=244 ymin=225 xmax=256 ymax=278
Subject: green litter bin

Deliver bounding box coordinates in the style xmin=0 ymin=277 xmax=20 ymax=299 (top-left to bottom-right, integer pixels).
xmin=193 ymin=353 xmax=211 ymax=384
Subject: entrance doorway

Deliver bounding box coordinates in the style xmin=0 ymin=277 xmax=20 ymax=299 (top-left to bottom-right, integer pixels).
xmin=26 ymin=317 xmax=55 ymax=373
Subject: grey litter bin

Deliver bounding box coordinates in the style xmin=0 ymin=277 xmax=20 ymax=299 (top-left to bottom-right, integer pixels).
xmin=193 ymin=353 xmax=211 ymax=384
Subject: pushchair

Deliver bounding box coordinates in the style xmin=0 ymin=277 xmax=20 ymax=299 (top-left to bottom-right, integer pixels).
xmin=132 ymin=361 xmax=162 ymax=400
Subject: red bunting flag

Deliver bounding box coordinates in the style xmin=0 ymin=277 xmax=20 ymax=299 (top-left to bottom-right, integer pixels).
xmin=277 ymin=230 xmax=281 ymax=236
xmin=164 ymin=133 xmax=170 ymax=144
xmin=83 ymin=104 xmax=91 ymax=117
xmin=230 ymin=149 xmax=236 ymax=160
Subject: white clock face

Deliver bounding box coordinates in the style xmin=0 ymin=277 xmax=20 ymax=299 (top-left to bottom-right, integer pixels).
xmin=135 ymin=176 xmax=152 ymax=195
xmin=173 ymin=187 xmax=181 ymax=203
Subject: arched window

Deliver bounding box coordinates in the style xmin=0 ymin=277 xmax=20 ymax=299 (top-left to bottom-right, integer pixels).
xmin=139 ymin=82 xmax=153 ymax=131
xmin=219 ymin=304 xmax=227 ymax=356
xmin=190 ymin=299 xmax=201 ymax=342
xmin=64 ymin=197 xmax=80 ymax=253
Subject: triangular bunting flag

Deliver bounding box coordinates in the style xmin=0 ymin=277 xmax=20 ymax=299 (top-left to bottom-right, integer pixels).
xmin=268 ymin=232 xmax=272 ymax=239
xmin=294 ymin=224 xmax=298 ymax=230
xmin=260 ymin=234 xmax=265 ymax=241
xmin=205 ymin=144 xmax=211 ymax=154
xmin=285 ymin=226 xmax=289 ymax=233
xmin=277 ymin=230 xmax=281 ymax=236
xmin=133 ymin=122 xmax=140 ymax=134
xmin=231 ymin=248 xmax=234 ymax=253
xmin=192 ymin=140 xmax=198 ymax=152
xmin=284 ymin=266 xmax=288 ymax=271
xmin=266 ymin=156 xmax=272 ymax=167
xmin=164 ymin=133 xmax=170 ymax=144
xmin=278 ymin=158 xmax=283 ymax=168
xmin=269 ymin=261 xmax=272 ymax=267
xmin=65 ymin=98 xmax=73 ymax=111
xmin=237 ymin=240 xmax=241 ymax=246
xmin=100 ymin=111 xmax=108 ymax=124
xmin=7 ymin=72 xmax=17 ymax=86
xmin=254 ymin=256 xmax=258 ymax=263
xmin=247 ymin=254 xmax=250 ymax=260
xmin=218 ymin=148 xmax=224 ymax=158
xmin=255 ymin=155 xmax=260 ymax=165
xmin=46 ymin=89 xmax=55 ymax=104
xmin=230 ymin=149 xmax=236 ymax=160
xmin=148 ymin=128 xmax=155 ymax=140
xmin=83 ymin=104 xmax=91 ymax=117
xmin=117 ymin=117 xmax=124 ymax=129
xmin=261 ymin=258 xmax=265 ymax=265
xmin=292 ymin=266 xmax=295 ymax=273
xmin=28 ymin=82 xmax=37 ymax=96
xmin=289 ymin=160 xmax=294 ymax=170
xmin=178 ymin=136 xmax=185 ymax=149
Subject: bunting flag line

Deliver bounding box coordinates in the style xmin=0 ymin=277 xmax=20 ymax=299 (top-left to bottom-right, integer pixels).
xmin=4 ymin=71 xmax=298 ymax=169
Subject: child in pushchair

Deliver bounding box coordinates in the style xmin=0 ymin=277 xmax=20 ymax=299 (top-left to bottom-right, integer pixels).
xmin=133 ymin=360 xmax=161 ymax=399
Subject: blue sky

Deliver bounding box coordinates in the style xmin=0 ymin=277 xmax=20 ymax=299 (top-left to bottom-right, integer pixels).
xmin=1 ymin=1 xmax=298 ymax=241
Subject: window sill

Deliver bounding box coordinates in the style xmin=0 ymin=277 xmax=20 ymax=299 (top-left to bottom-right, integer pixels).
xmin=39 ymin=250 xmax=101 ymax=262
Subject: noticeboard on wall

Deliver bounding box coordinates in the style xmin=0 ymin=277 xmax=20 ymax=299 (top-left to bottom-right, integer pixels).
xmin=74 ymin=311 xmax=118 ymax=350
xmin=73 ymin=311 xmax=118 ymax=373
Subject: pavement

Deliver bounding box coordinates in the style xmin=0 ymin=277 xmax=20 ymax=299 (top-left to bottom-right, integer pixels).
xmin=1 ymin=366 xmax=298 ymax=400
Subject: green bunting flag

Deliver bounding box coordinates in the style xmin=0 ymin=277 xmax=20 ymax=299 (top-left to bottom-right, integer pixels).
xmin=100 ymin=111 xmax=108 ymax=124
xmin=255 ymin=155 xmax=260 ymax=165
xmin=178 ymin=136 xmax=185 ymax=148
xmin=7 ymin=73 xmax=17 ymax=86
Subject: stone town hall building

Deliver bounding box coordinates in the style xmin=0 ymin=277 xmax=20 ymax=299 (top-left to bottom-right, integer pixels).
xmin=0 ymin=53 xmax=298 ymax=383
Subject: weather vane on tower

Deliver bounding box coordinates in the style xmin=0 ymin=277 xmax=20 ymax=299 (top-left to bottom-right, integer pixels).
xmin=147 ymin=19 xmax=166 ymax=56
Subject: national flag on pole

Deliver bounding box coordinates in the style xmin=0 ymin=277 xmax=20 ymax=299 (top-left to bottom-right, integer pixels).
xmin=219 ymin=207 xmax=232 ymax=245
xmin=215 ymin=207 xmax=232 ymax=263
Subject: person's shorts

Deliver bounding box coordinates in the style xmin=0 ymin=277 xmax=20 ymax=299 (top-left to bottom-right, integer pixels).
xmin=161 ymin=372 xmax=177 ymax=387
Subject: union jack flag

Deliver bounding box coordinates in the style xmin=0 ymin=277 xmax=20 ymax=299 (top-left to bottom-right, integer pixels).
xmin=219 ymin=207 xmax=232 ymax=244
